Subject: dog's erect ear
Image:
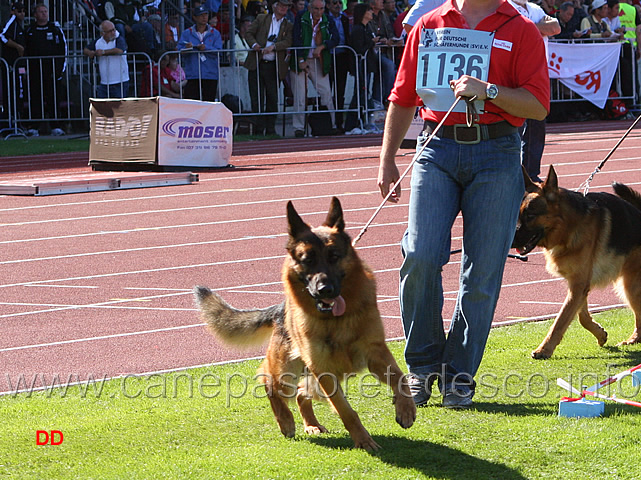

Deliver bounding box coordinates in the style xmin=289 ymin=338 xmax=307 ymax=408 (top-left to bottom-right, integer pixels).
xmin=543 ymin=165 xmax=559 ymax=194
xmin=522 ymin=165 xmax=540 ymax=193
xmin=324 ymin=197 xmax=345 ymax=232
xmin=542 ymin=165 xmax=559 ymax=201
xmin=287 ymin=201 xmax=311 ymax=238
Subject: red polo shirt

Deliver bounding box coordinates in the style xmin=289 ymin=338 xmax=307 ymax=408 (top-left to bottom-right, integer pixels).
xmin=389 ymin=0 xmax=550 ymax=126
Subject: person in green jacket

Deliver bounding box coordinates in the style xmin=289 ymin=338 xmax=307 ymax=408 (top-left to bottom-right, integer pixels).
xmin=290 ymin=0 xmax=339 ymax=136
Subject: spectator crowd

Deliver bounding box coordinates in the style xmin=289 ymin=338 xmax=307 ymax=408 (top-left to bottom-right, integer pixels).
xmin=1 ymin=0 xmax=640 ymax=136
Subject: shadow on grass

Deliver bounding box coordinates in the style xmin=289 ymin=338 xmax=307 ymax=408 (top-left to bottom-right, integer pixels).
xmin=468 ymin=402 xmax=554 ymax=417
xmin=307 ymin=435 xmax=527 ymax=479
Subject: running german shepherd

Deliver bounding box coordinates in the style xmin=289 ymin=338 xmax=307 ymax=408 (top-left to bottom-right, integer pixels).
xmin=194 ymin=197 xmax=416 ymax=450
xmin=512 ymin=165 xmax=641 ymax=359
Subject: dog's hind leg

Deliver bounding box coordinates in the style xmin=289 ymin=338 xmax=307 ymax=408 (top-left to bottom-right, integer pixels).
xmin=263 ymin=375 xmax=297 ymax=438
xmin=616 ymin=262 xmax=641 ymax=346
xmin=367 ymin=343 xmax=416 ymax=429
xmin=260 ymin=351 xmax=304 ymax=438
xmin=578 ymin=299 xmax=608 ymax=346
xmin=532 ymin=283 xmax=589 ymax=359
xmin=296 ymin=385 xmax=328 ymax=435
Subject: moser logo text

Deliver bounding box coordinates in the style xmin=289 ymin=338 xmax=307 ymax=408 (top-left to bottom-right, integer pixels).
xmin=162 ymin=118 xmax=230 ymax=139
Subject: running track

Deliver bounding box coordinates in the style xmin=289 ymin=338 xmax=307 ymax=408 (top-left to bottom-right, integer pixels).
xmin=2 ymin=121 xmax=641 ymax=395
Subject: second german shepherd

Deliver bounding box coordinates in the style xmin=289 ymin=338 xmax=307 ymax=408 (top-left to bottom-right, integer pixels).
xmin=194 ymin=197 xmax=416 ymax=450
xmin=512 ymin=165 xmax=641 ymax=359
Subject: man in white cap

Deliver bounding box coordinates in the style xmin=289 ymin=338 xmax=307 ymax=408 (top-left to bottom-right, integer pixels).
xmin=580 ymin=0 xmax=612 ymax=38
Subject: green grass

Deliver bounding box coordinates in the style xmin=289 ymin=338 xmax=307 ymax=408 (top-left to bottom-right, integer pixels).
xmin=1 ymin=137 xmax=90 ymax=156
xmin=0 ymin=132 xmax=278 ymax=157
xmin=2 ymin=309 xmax=641 ymax=479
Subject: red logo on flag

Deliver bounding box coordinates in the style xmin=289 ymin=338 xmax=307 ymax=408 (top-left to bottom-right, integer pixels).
xmin=548 ymin=52 xmax=563 ymax=75
xmin=575 ymin=70 xmax=601 ymax=93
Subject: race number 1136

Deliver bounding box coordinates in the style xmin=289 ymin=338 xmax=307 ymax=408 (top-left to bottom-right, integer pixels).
xmin=418 ymin=51 xmax=487 ymax=89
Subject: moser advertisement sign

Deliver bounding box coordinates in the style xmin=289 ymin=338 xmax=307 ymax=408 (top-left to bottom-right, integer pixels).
xmin=157 ymin=97 xmax=232 ymax=167
xmin=89 ymin=97 xmax=232 ymax=167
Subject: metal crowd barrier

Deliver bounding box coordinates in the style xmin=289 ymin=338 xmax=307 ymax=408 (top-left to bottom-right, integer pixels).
xmin=8 ymin=52 xmax=151 ymax=136
xmin=0 ymin=57 xmax=17 ymax=137
xmin=156 ymin=44 xmax=400 ymax=135
xmin=4 ymin=35 xmax=639 ymax=139
xmin=4 ymin=46 xmax=391 ymax=137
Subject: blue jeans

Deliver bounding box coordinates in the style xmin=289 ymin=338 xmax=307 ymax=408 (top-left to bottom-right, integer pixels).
xmin=400 ymin=131 xmax=524 ymax=393
xmin=97 ymin=82 xmax=129 ymax=99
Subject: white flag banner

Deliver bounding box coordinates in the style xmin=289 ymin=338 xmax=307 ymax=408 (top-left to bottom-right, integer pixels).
xmin=548 ymin=42 xmax=622 ymax=109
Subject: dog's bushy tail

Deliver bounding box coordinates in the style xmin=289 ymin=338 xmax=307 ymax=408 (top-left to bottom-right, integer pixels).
xmin=613 ymin=183 xmax=641 ymax=211
xmin=193 ymin=286 xmax=282 ymax=347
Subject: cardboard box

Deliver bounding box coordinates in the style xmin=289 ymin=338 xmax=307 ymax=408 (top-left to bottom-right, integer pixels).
xmin=89 ymin=97 xmax=159 ymax=164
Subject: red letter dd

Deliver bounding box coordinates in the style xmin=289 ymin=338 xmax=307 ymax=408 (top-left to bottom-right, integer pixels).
xmin=51 ymin=430 xmax=64 ymax=445
xmin=36 ymin=431 xmax=49 ymax=445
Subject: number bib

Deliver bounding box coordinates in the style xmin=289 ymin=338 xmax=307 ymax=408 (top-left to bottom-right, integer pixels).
xmin=416 ymin=28 xmax=494 ymax=113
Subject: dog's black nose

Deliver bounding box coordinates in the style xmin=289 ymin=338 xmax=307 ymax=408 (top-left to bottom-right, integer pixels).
xmin=317 ymin=282 xmax=336 ymax=298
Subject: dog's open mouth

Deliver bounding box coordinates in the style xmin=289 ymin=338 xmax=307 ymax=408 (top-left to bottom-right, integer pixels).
xmin=316 ymin=296 xmax=346 ymax=316
xmin=515 ymin=232 xmax=544 ymax=256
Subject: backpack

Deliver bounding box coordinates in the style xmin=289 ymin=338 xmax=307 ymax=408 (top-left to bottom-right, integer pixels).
xmin=605 ymin=90 xmax=628 ymax=120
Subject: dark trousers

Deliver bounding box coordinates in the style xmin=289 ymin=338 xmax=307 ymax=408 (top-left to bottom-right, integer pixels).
xmin=344 ymin=61 xmax=367 ymax=132
xmin=248 ymin=60 xmax=279 ymax=133
xmin=27 ymin=64 xmax=58 ymax=121
xmin=519 ymin=118 xmax=546 ymax=180
xmin=330 ymin=50 xmax=350 ymax=130
xmin=184 ymin=79 xmax=218 ymax=102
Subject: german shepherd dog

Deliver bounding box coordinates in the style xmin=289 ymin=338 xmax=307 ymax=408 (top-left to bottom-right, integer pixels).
xmin=512 ymin=165 xmax=641 ymax=359
xmin=194 ymin=197 xmax=416 ymax=450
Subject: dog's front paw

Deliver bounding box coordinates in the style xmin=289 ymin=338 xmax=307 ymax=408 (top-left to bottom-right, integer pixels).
xmin=531 ymin=347 xmax=553 ymax=360
xmin=304 ymin=424 xmax=328 ymax=435
xmin=597 ymin=328 xmax=608 ymax=347
xmin=353 ymin=433 xmax=381 ymax=451
xmin=394 ymin=395 xmax=416 ymax=429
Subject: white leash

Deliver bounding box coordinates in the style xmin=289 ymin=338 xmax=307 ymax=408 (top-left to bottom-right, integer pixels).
xmin=352 ymin=96 xmax=463 ymax=246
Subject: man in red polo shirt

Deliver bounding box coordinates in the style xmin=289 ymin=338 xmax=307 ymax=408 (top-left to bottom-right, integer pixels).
xmin=377 ymin=0 xmax=549 ymax=409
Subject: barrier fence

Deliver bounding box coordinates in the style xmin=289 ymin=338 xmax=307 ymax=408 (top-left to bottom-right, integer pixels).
xmin=1 ymin=40 xmax=638 ymax=138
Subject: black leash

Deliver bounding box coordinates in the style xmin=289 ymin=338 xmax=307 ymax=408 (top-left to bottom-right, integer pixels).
xmin=450 ymin=248 xmax=529 ymax=262
xmin=577 ymin=111 xmax=641 ymax=195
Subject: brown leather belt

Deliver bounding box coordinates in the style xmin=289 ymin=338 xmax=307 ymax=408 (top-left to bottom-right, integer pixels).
xmin=423 ymin=120 xmax=518 ymax=145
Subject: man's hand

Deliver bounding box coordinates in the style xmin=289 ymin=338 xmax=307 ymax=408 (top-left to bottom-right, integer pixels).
xmin=450 ymin=75 xmax=487 ymax=100
xmin=377 ymin=159 xmax=401 ymax=202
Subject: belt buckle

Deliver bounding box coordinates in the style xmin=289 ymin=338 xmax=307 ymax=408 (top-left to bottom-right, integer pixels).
xmin=453 ymin=124 xmax=480 ymax=145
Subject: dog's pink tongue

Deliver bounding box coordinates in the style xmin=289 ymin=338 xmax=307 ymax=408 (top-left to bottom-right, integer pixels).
xmin=332 ymin=295 xmax=346 ymax=316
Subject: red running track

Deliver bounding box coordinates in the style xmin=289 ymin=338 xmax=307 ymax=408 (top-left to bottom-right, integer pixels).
xmin=1 ymin=122 xmax=641 ymax=395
